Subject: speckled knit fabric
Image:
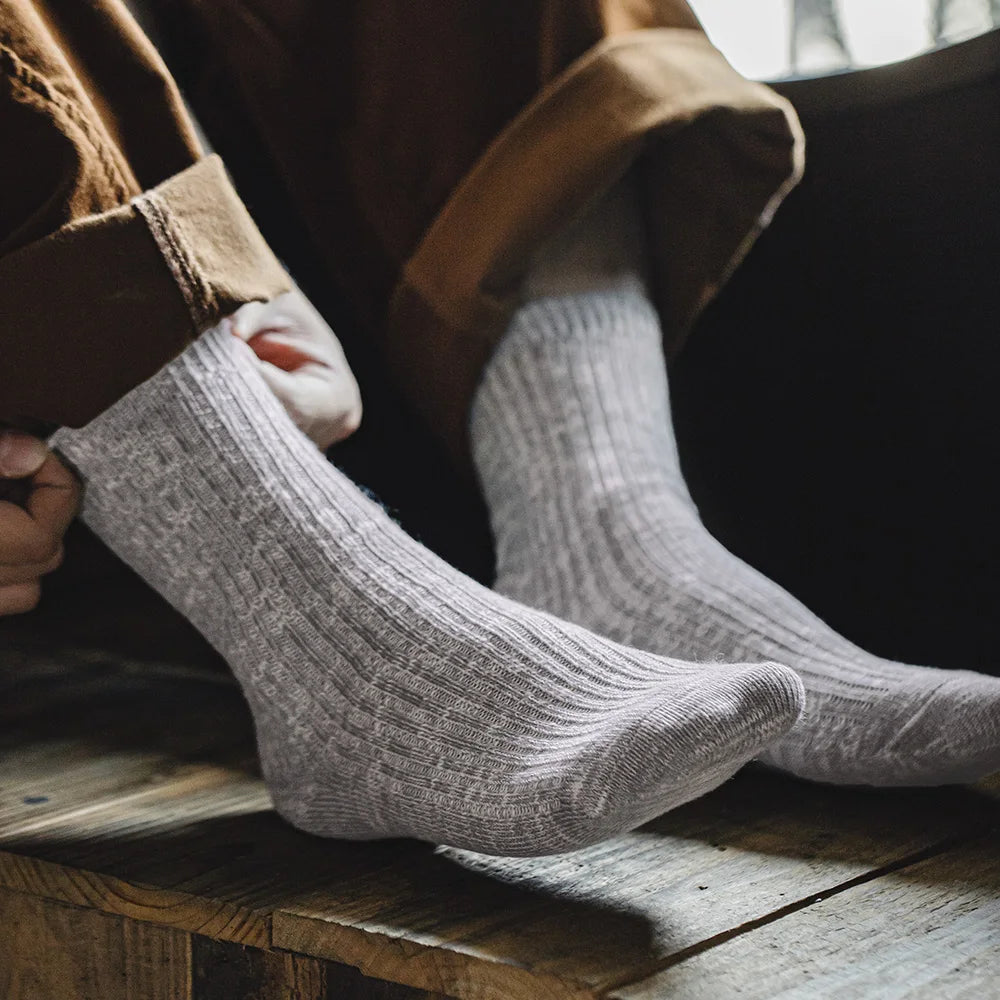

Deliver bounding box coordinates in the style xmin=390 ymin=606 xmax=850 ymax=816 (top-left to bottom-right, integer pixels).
xmin=471 ymin=181 xmax=1000 ymax=788
xmin=52 ymin=324 xmax=803 ymax=856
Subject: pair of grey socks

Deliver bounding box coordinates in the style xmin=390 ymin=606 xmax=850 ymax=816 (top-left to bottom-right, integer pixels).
xmin=471 ymin=178 xmax=1000 ymax=787
xmin=53 ymin=327 xmax=803 ymax=856
xmin=54 ymin=177 xmax=998 ymax=858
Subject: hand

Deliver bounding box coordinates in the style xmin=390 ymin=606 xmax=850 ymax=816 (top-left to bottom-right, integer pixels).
xmin=0 ymin=431 xmax=80 ymax=615
xmin=227 ymin=289 xmax=363 ymax=450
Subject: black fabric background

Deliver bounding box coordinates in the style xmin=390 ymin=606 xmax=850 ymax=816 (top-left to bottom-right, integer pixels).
xmin=672 ymin=39 xmax=1000 ymax=674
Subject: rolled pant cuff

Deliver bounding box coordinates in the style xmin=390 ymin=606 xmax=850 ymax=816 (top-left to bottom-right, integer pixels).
xmin=0 ymin=154 xmax=291 ymax=429
xmin=386 ymin=30 xmax=804 ymax=467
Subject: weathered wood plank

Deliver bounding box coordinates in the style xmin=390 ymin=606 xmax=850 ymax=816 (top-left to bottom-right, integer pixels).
xmin=274 ymin=772 xmax=1000 ymax=1000
xmin=314 ymin=951 xmax=453 ymax=1000
xmin=0 ymin=886 xmax=127 ymax=1000
xmin=0 ymin=886 xmax=194 ymax=998
xmin=123 ymin=921 xmax=192 ymax=1000
xmin=0 ymin=653 xmax=257 ymax=841
xmin=0 ymin=664 xmax=275 ymax=945
xmin=0 ymin=851 xmax=270 ymax=948
xmin=191 ymin=935 xmax=275 ymax=999
xmin=190 ymin=934 xmax=451 ymax=1000
xmin=274 ymin=914 xmax=586 ymax=1000
xmin=612 ymin=836 xmax=1000 ymax=999
xmin=269 ymin=952 xmax=328 ymax=1000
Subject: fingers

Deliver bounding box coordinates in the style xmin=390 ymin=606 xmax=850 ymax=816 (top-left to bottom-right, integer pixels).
xmin=0 ymin=581 xmax=42 ymax=616
xmin=226 ymin=299 xmax=269 ymax=342
xmin=27 ymin=452 xmax=82 ymax=549
xmin=0 ymin=442 xmax=80 ymax=617
xmin=227 ymin=288 xmax=363 ymax=449
xmin=0 ymin=430 xmax=48 ymax=478
xmin=0 ymin=544 xmax=63 ymax=585
xmin=0 ymin=452 xmax=81 ymax=566
xmin=328 ymin=398 xmax=363 ymax=445
xmin=255 ymin=362 xmax=362 ymax=449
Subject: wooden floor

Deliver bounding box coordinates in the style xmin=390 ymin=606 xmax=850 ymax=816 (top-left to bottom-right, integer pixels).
xmin=1 ymin=641 xmax=998 ymax=999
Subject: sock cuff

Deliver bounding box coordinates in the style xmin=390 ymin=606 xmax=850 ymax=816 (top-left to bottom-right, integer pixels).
xmin=504 ymin=284 xmax=663 ymax=353
xmin=51 ymin=322 xmax=305 ymax=490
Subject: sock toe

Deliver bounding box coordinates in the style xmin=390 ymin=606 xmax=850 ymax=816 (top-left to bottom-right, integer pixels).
xmin=569 ymin=660 xmax=804 ymax=835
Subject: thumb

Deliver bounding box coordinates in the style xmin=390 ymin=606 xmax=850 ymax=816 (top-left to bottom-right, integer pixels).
xmin=0 ymin=431 xmax=49 ymax=479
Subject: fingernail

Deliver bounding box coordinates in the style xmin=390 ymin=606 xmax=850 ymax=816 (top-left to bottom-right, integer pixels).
xmin=0 ymin=431 xmax=48 ymax=478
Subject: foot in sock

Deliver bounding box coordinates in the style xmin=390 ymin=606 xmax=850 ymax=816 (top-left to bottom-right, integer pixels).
xmin=470 ymin=180 xmax=1000 ymax=788
xmin=52 ymin=324 xmax=803 ymax=856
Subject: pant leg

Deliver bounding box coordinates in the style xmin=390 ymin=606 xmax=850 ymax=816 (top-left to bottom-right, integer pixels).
xmin=0 ymin=0 xmax=290 ymax=431
xmin=155 ymin=0 xmax=803 ymax=465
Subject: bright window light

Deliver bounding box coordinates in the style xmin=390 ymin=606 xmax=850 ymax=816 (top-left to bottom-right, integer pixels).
xmin=689 ymin=0 xmax=999 ymax=80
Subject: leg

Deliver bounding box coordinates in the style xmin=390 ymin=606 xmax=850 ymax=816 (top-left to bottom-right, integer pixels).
xmin=470 ymin=174 xmax=1000 ymax=787
xmin=53 ymin=325 xmax=803 ymax=856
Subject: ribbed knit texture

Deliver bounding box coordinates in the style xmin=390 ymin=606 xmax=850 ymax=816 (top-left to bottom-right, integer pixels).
xmin=52 ymin=325 xmax=804 ymax=856
xmin=472 ymin=277 xmax=1000 ymax=787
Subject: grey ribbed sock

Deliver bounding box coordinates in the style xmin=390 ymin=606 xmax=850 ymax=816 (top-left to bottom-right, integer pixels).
xmin=471 ymin=183 xmax=1000 ymax=788
xmin=52 ymin=324 xmax=804 ymax=856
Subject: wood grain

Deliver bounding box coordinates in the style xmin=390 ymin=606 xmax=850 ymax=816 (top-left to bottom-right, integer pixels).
xmin=0 ymin=887 xmax=127 ymax=1000
xmin=613 ymin=836 xmax=1000 ymax=999
xmin=0 ymin=850 xmax=270 ymax=948
xmin=0 ymin=887 xmax=195 ymax=999
xmin=189 ymin=934 xmax=449 ymax=1000
xmin=123 ymin=921 xmax=192 ymax=1000
xmin=0 ymin=882 xmax=445 ymax=1000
